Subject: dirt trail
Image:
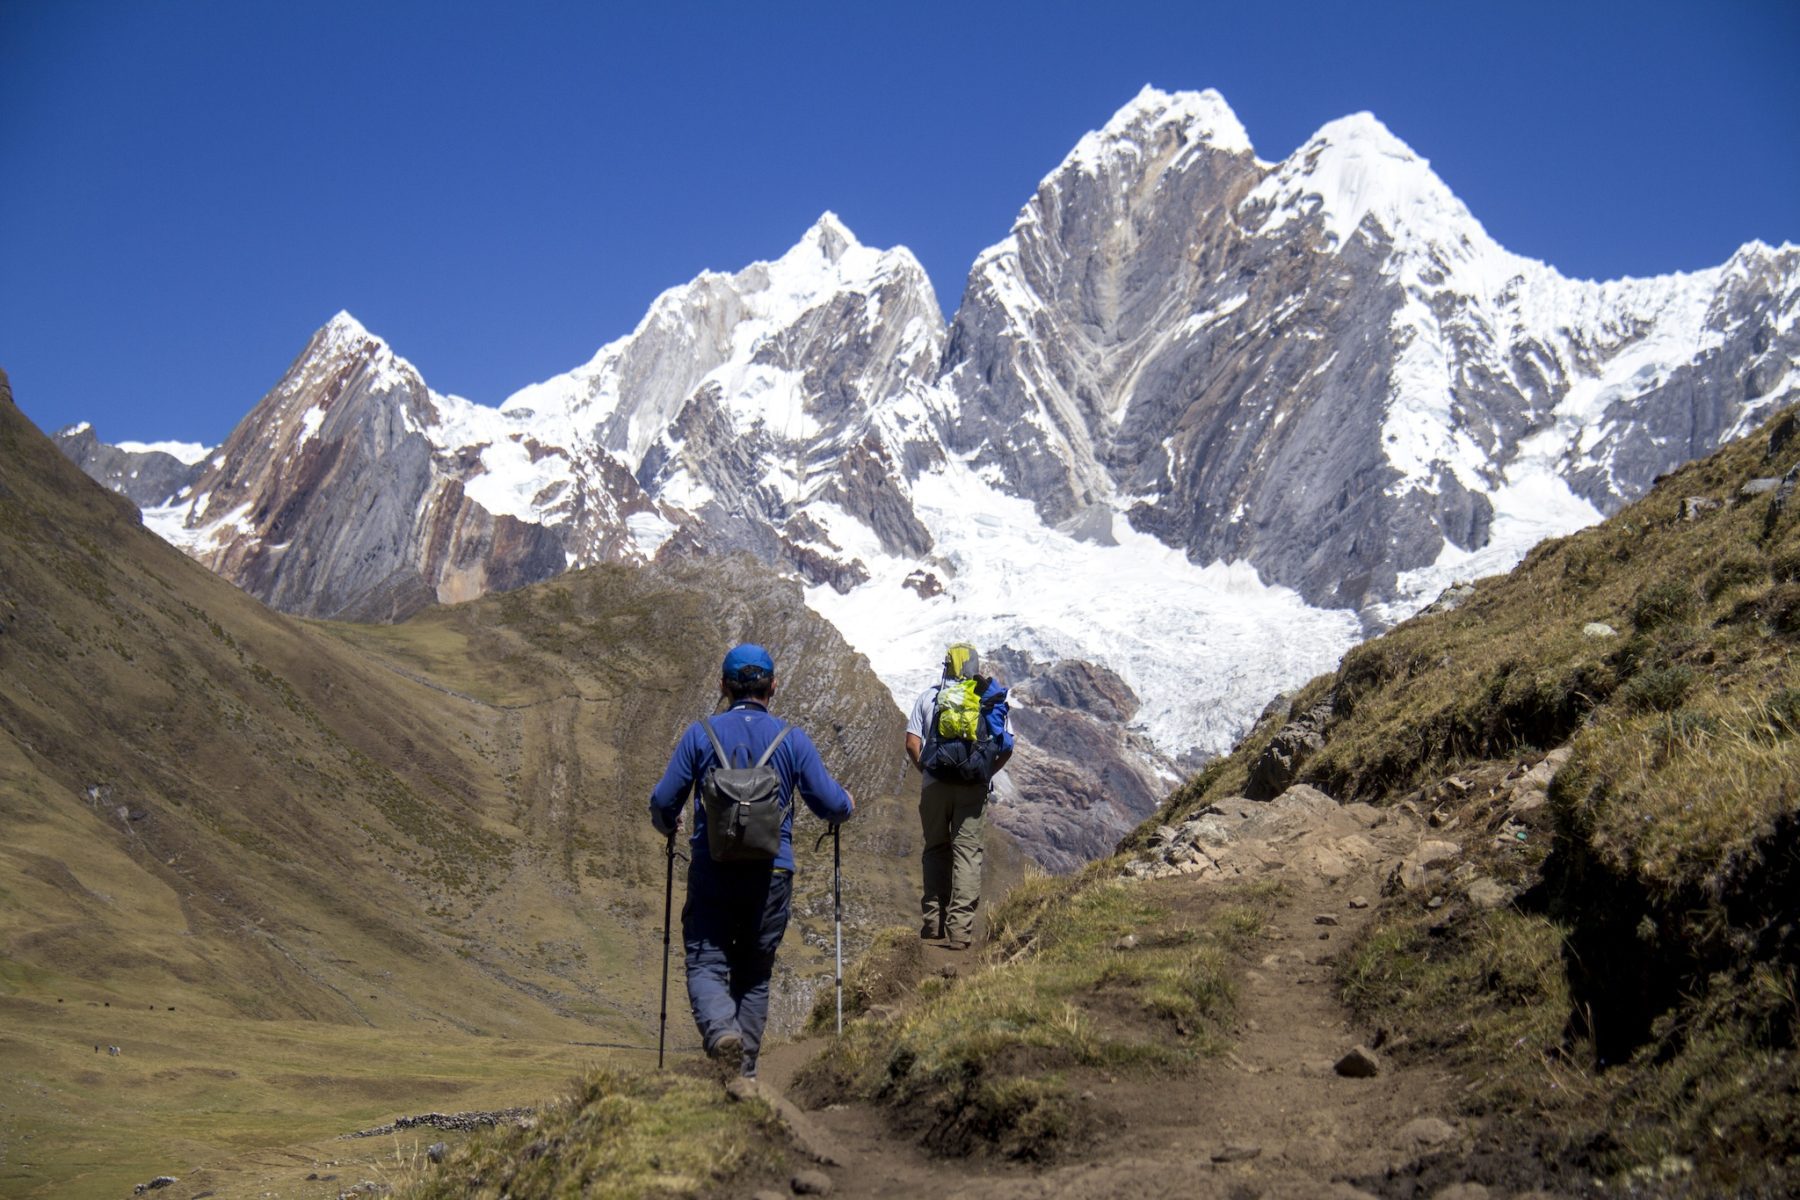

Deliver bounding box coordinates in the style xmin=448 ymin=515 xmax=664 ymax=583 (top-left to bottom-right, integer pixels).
xmin=755 ymin=801 xmax=1527 ymax=1200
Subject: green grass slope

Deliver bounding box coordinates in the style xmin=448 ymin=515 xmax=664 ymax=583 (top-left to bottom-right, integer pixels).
xmin=0 ymin=371 xmax=944 ymax=1196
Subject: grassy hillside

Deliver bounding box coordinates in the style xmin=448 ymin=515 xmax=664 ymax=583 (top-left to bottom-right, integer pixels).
xmin=1133 ymin=404 xmax=1800 ymax=1193
xmin=0 ymin=371 xmax=971 ymax=1197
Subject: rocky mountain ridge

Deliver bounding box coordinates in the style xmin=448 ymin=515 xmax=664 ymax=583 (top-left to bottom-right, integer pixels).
xmin=57 ymin=86 xmax=1800 ymax=868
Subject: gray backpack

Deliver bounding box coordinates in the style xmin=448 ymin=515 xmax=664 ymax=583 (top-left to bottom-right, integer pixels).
xmin=697 ymin=717 xmax=792 ymax=863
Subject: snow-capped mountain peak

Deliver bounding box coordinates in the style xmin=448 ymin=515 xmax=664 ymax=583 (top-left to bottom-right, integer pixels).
xmin=494 ymin=214 xmax=943 ymax=489
xmin=321 ymin=308 xmax=372 ymax=341
xmin=1062 ymin=84 xmax=1254 ymax=178
xmin=304 ymin=309 xmax=435 ymax=404
xmin=802 ymin=209 xmax=856 ymax=262
xmin=1243 ymin=110 xmax=1502 ymax=265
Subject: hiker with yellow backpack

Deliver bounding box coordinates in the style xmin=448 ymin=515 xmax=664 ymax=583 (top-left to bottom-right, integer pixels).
xmin=904 ymin=642 xmax=1014 ymax=950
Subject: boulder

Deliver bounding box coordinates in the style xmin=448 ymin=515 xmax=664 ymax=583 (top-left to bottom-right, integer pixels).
xmin=1431 ymin=1186 xmax=1490 ymax=1200
xmin=1394 ymin=859 xmax=1430 ymax=892
xmin=1418 ymin=579 xmax=1477 ymax=615
xmin=1741 ymin=477 xmax=1783 ymax=498
xmin=1245 ymin=700 xmax=1335 ymax=800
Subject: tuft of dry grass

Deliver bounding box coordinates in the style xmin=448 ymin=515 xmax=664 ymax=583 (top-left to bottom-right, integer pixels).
xmin=402 ymin=1068 xmax=787 ymax=1200
xmin=794 ymin=871 xmax=1279 ymax=1161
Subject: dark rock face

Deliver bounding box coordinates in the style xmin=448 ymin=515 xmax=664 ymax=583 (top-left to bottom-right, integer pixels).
xmin=987 ymin=648 xmax=1171 ymax=872
xmin=1245 ymin=699 xmax=1336 ymax=801
xmin=815 ymin=435 xmax=933 ymax=561
xmin=1011 ymin=655 xmax=1140 ymax=723
xmin=1564 ymin=252 xmax=1800 ymax=511
xmin=52 ymin=424 xmax=201 ymax=508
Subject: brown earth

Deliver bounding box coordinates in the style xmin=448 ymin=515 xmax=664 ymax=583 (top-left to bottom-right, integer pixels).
xmin=748 ymin=804 xmax=1561 ymax=1200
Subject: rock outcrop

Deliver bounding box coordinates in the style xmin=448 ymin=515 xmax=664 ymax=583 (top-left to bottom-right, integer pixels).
xmin=988 ymin=649 xmax=1173 ymax=872
xmin=52 ymin=423 xmax=200 ymax=508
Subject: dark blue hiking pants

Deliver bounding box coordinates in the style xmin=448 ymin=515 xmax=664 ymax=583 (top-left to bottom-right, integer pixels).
xmin=682 ymin=861 xmax=792 ymax=1077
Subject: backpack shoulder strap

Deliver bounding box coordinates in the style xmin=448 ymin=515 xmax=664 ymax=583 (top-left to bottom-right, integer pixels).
xmin=754 ymin=722 xmax=793 ymax=768
xmin=699 ymin=716 xmax=731 ymax=765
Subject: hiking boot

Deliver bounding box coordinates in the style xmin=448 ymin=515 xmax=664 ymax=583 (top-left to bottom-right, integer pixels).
xmin=709 ymin=1029 xmax=745 ymax=1072
xmin=920 ymin=922 xmax=944 ymax=940
xmin=943 ymin=938 xmax=971 ymax=951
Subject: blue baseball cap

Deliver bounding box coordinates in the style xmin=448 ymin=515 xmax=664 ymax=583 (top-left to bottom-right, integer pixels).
xmin=721 ymin=643 xmax=776 ymax=683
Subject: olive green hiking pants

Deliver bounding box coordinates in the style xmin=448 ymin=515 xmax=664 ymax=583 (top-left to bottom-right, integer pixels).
xmin=920 ymin=776 xmax=986 ymax=941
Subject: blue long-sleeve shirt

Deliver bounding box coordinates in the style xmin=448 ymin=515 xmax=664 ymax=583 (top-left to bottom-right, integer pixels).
xmin=647 ymin=700 xmax=853 ymax=871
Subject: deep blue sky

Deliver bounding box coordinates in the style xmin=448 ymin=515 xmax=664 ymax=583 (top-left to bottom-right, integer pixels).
xmin=3 ymin=0 xmax=1796 ymax=446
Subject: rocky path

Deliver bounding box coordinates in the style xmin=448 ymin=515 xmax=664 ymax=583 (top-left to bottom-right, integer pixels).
xmin=753 ymin=792 xmax=1551 ymax=1200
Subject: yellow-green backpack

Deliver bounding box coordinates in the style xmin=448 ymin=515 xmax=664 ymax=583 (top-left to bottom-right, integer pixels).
xmin=934 ymin=677 xmax=983 ymax=741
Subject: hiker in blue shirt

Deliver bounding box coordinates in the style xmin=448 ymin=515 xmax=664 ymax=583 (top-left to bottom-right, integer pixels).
xmin=647 ymin=643 xmax=855 ymax=1078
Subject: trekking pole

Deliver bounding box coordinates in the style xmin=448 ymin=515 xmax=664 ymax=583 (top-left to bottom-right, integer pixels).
xmin=832 ymin=822 xmax=843 ymax=1035
xmin=814 ymin=822 xmax=845 ymax=1035
xmin=658 ymin=829 xmax=675 ymax=1069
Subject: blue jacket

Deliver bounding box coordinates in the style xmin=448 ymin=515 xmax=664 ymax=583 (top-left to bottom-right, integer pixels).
xmin=980 ymin=678 xmax=1014 ymax=751
xmin=647 ymin=700 xmax=853 ymax=871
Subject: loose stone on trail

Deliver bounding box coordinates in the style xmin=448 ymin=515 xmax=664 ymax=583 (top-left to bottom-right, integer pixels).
xmin=1334 ymin=1045 xmax=1383 ymax=1077
xmin=1314 ymin=913 xmax=1340 ymax=926
xmin=1211 ymin=1143 xmax=1263 ymax=1162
